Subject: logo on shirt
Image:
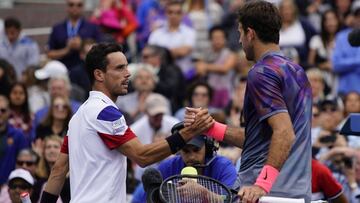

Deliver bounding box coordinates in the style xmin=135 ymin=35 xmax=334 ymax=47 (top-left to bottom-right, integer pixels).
xmin=263 ymin=169 xmax=268 ymax=180
xmin=112 ymin=117 xmax=126 ymax=135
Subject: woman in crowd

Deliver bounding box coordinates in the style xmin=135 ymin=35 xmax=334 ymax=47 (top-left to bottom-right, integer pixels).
xmin=33 ymin=96 xmax=72 ymax=155
xmin=308 ymin=9 xmax=341 ymax=96
xmin=37 ymin=135 xmax=70 ymax=203
xmin=8 ymin=82 xmax=33 ymax=143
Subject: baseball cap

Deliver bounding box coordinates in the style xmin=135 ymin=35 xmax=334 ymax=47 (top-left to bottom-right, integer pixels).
xmin=8 ymin=169 xmax=34 ymax=186
xmin=186 ymin=135 xmax=206 ymax=148
xmin=35 ymin=60 xmax=68 ymax=80
xmin=352 ymin=0 xmax=360 ymax=15
xmin=145 ymin=94 xmax=169 ymax=116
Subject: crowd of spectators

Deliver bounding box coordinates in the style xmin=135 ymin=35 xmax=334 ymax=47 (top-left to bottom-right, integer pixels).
xmin=1 ymin=0 xmax=360 ymax=202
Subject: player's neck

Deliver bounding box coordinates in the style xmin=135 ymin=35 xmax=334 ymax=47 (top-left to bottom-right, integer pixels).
xmin=254 ymin=43 xmax=280 ymax=62
xmin=93 ymin=85 xmax=117 ymax=102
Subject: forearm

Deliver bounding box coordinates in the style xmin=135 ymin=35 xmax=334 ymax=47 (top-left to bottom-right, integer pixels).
xmin=266 ymin=128 xmax=295 ymax=170
xmin=47 ymin=47 xmax=70 ymax=60
xmin=170 ymin=46 xmax=192 ymax=58
xmin=223 ymin=126 xmax=245 ymax=149
xmin=44 ymin=154 xmax=69 ymax=195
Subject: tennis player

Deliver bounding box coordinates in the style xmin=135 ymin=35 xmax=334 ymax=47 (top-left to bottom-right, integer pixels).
xmin=40 ymin=43 xmax=214 ymax=203
xmin=186 ymin=1 xmax=312 ymax=202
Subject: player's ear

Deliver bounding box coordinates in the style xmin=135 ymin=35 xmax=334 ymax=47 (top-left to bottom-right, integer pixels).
xmin=94 ymin=69 xmax=105 ymax=82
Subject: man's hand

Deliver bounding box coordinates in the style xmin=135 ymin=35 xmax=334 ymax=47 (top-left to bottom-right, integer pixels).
xmin=238 ymin=185 xmax=266 ymax=203
xmin=184 ymin=107 xmax=199 ymax=127
xmin=183 ymin=108 xmax=214 ymax=136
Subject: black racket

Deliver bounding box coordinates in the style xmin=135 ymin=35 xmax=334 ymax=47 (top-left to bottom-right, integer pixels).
xmin=159 ymin=174 xmax=234 ymax=203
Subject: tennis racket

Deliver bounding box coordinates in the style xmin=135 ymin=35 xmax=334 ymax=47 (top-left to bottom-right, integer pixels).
xmin=159 ymin=174 xmax=234 ymax=203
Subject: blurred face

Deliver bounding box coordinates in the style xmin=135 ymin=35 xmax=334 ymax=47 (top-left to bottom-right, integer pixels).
xmin=324 ymin=11 xmax=339 ymax=34
xmin=345 ymin=92 xmax=360 ymax=114
xmin=335 ymin=0 xmax=351 ymax=13
xmin=52 ymin=97 xmax=70 ymax=120
xmin=238 ymin=23 xmax=254 ymax=61
xmin=354 ymin=152 xmax=360 ymax=181
xmin=280 ymin=0 xmax=296 ymax=23
xmin=5 ymin=27 xmax=20 ymax=43
xmin=192 ymin=86 xmax=210 ymax=108
xmin=103 ymin=52 xmax=130 ymax=98
xmin=308 ymin=76 xmax=324 ymax=98
xmin=180 ymin=145 xmax=206 ymax=166
xmin=8 ymin=179 xmax=32 ymax=203
xmin=16 ymin=154 xmax=37 ymax=176
xmin=49 ymin=79 xmax=68 ymax=98
xmin=0 ymin=98 xmax=10 ymax=128
xmin=133 ymin=69 xmax=155 ymax=92
xmin=44 ymin=139 xmax=61 ymax=163
xmin=211 ymin=30 xmax=226 ymax=51
xmin=319 ymin=106 xmax=338 ymax=130
xmin=166 ymin=4 xmax=183 ymax=27
xmin=67 ymin=0 xmax=84 ymax=19
xmin=142 ymin=48 xmax=160 ymax=67
xmin=148 ymin=113 xmax=163 ymax=131
xmin=10 ymin=84 xmax=26 ymax=107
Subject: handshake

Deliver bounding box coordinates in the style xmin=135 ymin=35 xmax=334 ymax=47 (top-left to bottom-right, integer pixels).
xmin=180 ymin=107 xmax=227 ymax=142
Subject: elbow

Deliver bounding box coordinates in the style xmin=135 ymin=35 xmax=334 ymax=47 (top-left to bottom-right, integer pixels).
xmin=134 ymin=156 xmax=151 ymax=168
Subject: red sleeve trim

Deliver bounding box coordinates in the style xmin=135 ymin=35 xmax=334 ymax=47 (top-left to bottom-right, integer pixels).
xmin=98 ymin=128 xmax=137 ymax=149
xmin=61 ymin=136 xmax=69 ymax=154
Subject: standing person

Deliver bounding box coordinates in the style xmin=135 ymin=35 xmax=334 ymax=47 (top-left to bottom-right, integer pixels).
xmin=40 ymin=43 xmax=213 ymax=203
xmin=186 ymin=1 xmax=312 ymax=202
xmin=47 ymin=0 xmax=102 ymax=71
xmin=0 ymin=17 xmax=40 ymax=79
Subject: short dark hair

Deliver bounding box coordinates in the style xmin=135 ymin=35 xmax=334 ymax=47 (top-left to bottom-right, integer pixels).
xmin=4 ymin=17 xmax=21 ymax=30
xmin=209 ymin=25 xmax=228 ymax=40
xmin=237 ymin=0 xmax=282 ymax=44
xmin=85 ymin=43 xmax=123 ymax=85
xmin=187 ymin=80 xmax=213 ymax=105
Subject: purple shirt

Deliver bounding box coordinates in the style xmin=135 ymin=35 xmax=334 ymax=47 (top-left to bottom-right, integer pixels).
xmin=234 ymin=52 xmax=312 ymax=202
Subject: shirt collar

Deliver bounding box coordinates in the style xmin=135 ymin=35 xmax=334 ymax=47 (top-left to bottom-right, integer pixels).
xmin=89 ymin=91 xmax=117 ymax=107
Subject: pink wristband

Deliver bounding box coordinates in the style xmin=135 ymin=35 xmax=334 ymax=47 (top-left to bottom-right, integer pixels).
xmin=254 ymin=165 xmax=279 ymax=193
xmin=205 ymin=121 xmax=227 ymax=141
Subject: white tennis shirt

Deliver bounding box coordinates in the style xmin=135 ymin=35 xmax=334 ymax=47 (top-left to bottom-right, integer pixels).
xmin=66 ymin=91 xmax=136 ymax=202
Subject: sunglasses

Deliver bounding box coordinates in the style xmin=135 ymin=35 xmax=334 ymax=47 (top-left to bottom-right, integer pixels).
xmin=17 ymin=160 xmax=35 ymax=166
xmin=68 ymin=2 xmax=83 ymax=7
xmin=193 ymin=92 xmax=208 ymax=97
xmin=167 ymin=10 xmax=182 ymax=15
xmin=0 ymin=108 xmax=7 ymax=113
xmin=9 ymin=183 xmax=31 ymax=190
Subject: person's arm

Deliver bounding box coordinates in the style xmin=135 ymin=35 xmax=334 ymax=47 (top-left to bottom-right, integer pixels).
xmin=43 ymin=153 xmax=69 ymax=194
xmin=118 ymin=109 xmax=214 ymax=167
xmin=332 ymin=194 xmax=349 ymax=203
xmin=204 ymin=52 xmax=237 ymax=74
xmin=332 ymin=31 xmax=360 ymax=74
xmin=170 ymin=46 xmax=193 ymax=59
xmin=47 ymin=46 xmax=71 ymax=60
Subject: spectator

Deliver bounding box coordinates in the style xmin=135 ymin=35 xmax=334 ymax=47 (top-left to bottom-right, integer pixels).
xmin=47 ymin=0 xmax=102 ymax=70
xmin=279 ymin=0 xmax=316 ymax=68
xmin=0 ymin=95 xmax=27 ymax=185
xmin=8 ymin=83 xmax=33 ymax=143
xmin=6 ymin=169 xmax=35 ymax=203
xmin=224 ymin=76 xmax=247 ymax=127
xmin=175 ymin=81 xmax=219 ymax=121
xmin=332 ymin=3 xmax=360 ymax=95
xmin=185 ymin=0 xmax=223 ymax=60
xmin=141 ymin=45 xmax=185 ymax=113
xmin=131 ymin=135 xmax=237 ymax=203
xmin=69 ymin=39 xmax=95 ymax=96
xmin=37 ymin=136 xmax=70 ymax=203
xmin=0 ymin=17 xmax=40 ymax=79
xmin=34 ymin=96 xmax=72 ymax=156
xmin=33 ymin=74 xmax=81 ymax=131
xmin=116 ymin=63 xmax=158 ymax=121
xmin=195 ymin=25 xmax=237 ymax=108
xmin=0 ymin=59 xmax=16 ymax=97
xmin=332 ymin=0 xmax=353 ymax=28
xmin=308 ymin=9 xmax=341 ymax=96
xmin=306 ymin=68 xmax=327 ymax=104
xmin=148 ymin=0 xmax=196 ymax=80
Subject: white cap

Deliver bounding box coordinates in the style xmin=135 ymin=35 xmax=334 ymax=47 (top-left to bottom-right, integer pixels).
xmin=145 ymin=94 xmax=169 ymax=116
xmin=35 ymin=60 xmax=68 ymax=80
xmin=8 ymin=169 xmax=34 ymax=186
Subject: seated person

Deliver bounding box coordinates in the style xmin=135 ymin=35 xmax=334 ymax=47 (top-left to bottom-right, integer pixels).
xmin=5 ymin=168 xmax=34 ymax=203
xmin=131 ymin=135 xmax=237 ymax=203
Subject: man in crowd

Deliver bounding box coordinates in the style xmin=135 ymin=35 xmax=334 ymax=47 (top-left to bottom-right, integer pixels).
xmin=0 ymin=17 xmax=40 ymax=79
xmin=131 ymin=135 xmax=237 ymax=203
